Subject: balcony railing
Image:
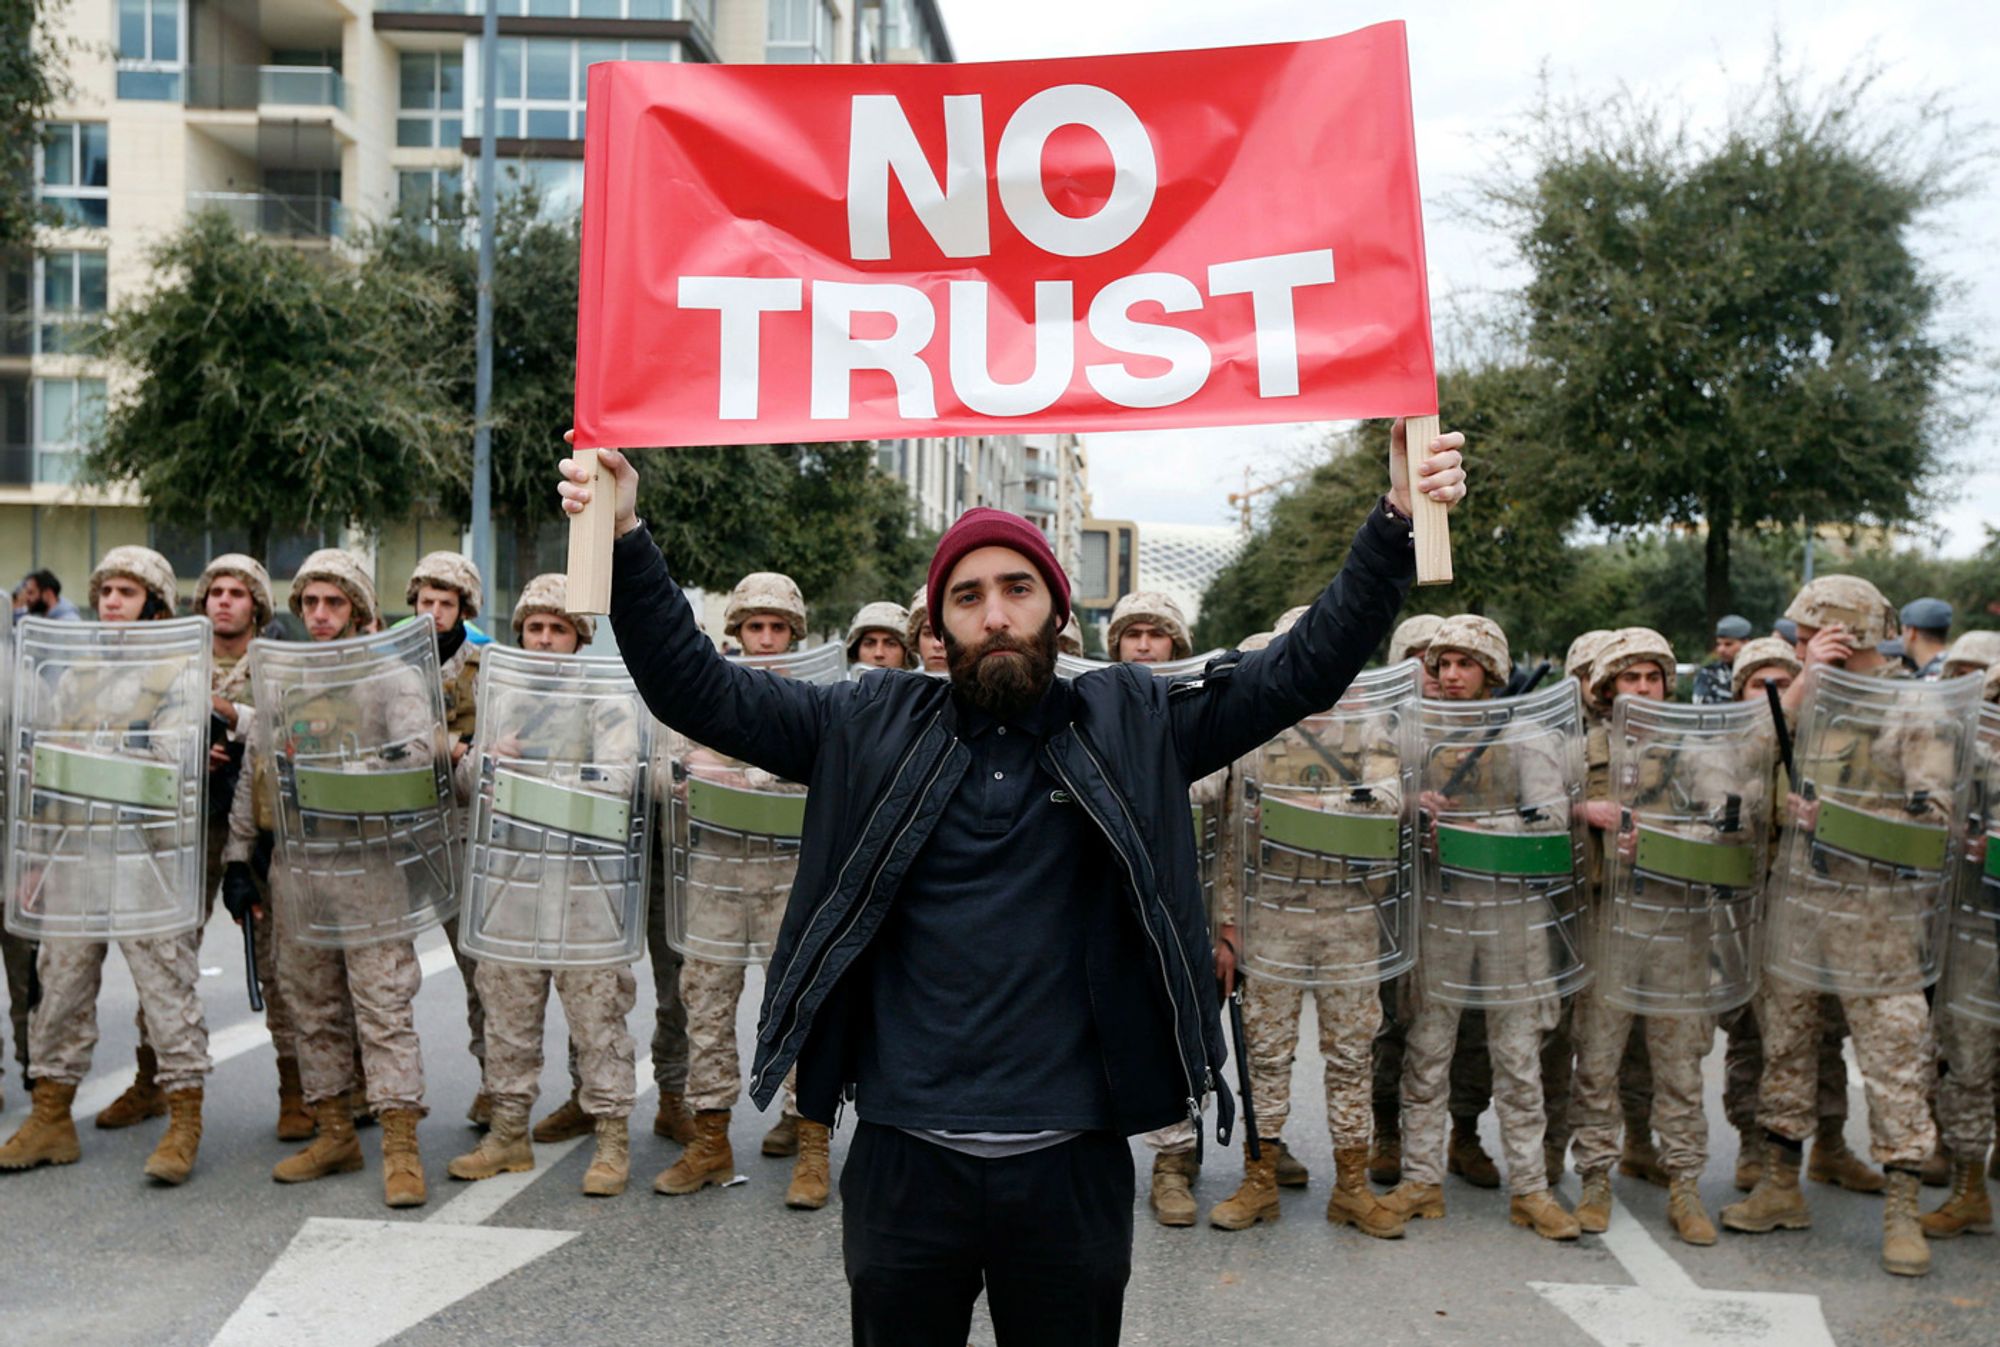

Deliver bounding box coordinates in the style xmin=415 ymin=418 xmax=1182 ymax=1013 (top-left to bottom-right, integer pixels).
xmin=190 ymin=192 xmax=346 ymax=240
xmin=186 ymin=65 xmax=346 ymax=113
xmin=1023 ymin=492 xmax=1059 ymax=515
xmin=376 ymin=0 xmax=706 ymax=21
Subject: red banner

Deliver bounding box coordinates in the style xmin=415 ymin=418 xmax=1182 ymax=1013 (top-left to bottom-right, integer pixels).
xmin=574 ymin=22 xmax=1435 ymax=448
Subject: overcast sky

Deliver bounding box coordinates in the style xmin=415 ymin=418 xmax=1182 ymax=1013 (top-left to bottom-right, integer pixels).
xmin=934 ymin=0 xmax=2000 ymax=555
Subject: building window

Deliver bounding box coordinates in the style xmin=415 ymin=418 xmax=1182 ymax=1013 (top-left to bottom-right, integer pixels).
xmin=398 ymin=53 xmax=464 ymax=148
xmin=37 ymin=251 xmax=107 ymax=355
xmin=2 ymin=252 xmax=29 ymax=357
xmin=398 ymin=169 xmax=465 ymax=238
xmin=482 ymin=38 xmax=677 ymax=143
xmin=1 ymin=374 xmax=27 ymax=485
xmin=115 ymin=0 xmax=183 ymax=100
xmin=39 ymin=124 xmax=110 ymax=228
xmin=767 ymin=0 xmax=835 ymax=63
xmin=34 ymin=376 xmax=105 ymax=485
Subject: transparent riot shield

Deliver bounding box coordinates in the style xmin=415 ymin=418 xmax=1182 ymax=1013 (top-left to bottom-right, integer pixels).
xmin=663 ymin=640 xmax=844 ymax=965
xmin=1240 ymin=660 xmax=1420 ymax=987
xmin=4 ymin=616 xmax=212 ymax=940
xmin=1766 ymin=667 xmax=1981 ymax=996
xmin=1057 ymin=650 xmax=1222 ymax=681
xmin=1940 ymin=704 xmax=2000 ymax=1026
xmin=249 ymin=621 xmax=459 ymax=948
xmin=1596 ymin=698 xmax=1773 ymax=1016
xmin=458 ymin=647 xmax=652 ymax=969
xmin=1417 ymin=678 xmax=1589 ymax=1008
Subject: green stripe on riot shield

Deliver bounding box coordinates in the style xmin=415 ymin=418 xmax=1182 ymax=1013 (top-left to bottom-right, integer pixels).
xmin=1984 ymin=832 xmax=1999 ymax=882
xmin=1263 ymin=796 xmax=1399 ymax=860
xmin=1813 ymin=799 xmax=1947 ymax=871
xmin=293 ymin=765 xmax=440 ymax=815
xmin=1634 ymin=827 xmax=1755 ymax=888
xmin=493 ymin=772 xmax=629 ymax=843
xmin=1191 ymin=803 xmax=1204 ymax=838
xmin=1436 ymin=824 xmax=1571 ymax=877
xmin=687 ymin=778 xmax=806 ymax=839
xmin=32 ymin=745 xmax=177 ymax=810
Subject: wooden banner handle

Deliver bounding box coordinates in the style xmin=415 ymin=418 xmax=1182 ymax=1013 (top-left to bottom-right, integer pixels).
xmin=1404 ymin=413 xmax=1453 ymax=586
xmin=565 ymin=446 xmax=616 ymax=616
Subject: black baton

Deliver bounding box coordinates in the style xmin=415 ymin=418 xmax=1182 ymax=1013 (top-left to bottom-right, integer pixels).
xmin=1219 ymin=940 xmax=1260 ymax=1161
xmin=243 ymin=915 xmax=264 ymax=1013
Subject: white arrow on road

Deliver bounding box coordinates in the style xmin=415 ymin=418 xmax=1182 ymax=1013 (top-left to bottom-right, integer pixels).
xmin=1530 ymin=1197 xmax=1835 ymax=1346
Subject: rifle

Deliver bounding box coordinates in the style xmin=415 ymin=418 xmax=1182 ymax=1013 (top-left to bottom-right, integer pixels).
xmin=1437 ymin=661 xmax=1553 ymax=802
xmin=1218 ymin=937 xmax=1260 ymax=1161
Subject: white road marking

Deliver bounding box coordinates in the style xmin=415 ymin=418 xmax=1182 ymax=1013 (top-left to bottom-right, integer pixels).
xmin=1530 ymin=1197 xmax=1836 ymax=1346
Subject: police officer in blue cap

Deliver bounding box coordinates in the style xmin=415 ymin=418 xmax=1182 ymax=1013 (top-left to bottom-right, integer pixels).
xmin=1899 ymin=598 xmax=1952 ymax=680
xmin=1692 ymin=614 xmax=1753 ymax=704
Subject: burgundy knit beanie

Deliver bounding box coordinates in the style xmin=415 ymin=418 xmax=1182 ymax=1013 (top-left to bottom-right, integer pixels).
xmin=927 ymin=508 xmax=1072 ymax=635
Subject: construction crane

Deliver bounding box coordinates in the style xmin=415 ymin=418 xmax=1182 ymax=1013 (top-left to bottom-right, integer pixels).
xmin=1226 ymin=465 xmax=1312 ymax=534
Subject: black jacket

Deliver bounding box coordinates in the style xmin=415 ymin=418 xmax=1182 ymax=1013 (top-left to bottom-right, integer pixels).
xmin=609 ymin=501 xmax=1416 ymax=1147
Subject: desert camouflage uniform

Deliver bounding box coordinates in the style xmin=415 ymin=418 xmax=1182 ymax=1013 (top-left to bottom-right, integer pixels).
xmin=1936 ymin=684 xmax=2000 ymax=1163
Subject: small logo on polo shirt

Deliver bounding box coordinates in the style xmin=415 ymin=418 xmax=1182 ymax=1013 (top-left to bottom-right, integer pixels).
xmin=1049 ymin=789 xmax=1073 ymax=805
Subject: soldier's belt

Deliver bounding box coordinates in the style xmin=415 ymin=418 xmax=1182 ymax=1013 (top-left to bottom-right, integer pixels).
xmin=293 ymin=765 xmax=441 ymax=815
xmin=1634 ymin=826 xmax=1755 ymax=888
xmin=32 ymin=745 xmax=177 ymax=811
xmin=1436 ymin=824 xmax=1571 ymax=877
xmin=1812 ymin=798 xmax=1946 ymax=871
xmin=494 ymin=772 xmax=629 ymax=843
xmin=686 ymin=778 xmax=806 ymax=839
xmin=1263 ymin=796 xmax=1398 ymax=861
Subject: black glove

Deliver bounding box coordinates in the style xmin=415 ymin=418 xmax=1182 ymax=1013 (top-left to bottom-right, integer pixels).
xmin=222 ymin=861 xmax=261 ymax=923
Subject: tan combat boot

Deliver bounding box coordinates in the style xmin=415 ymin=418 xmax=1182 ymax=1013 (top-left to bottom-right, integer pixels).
xmin=1510 ymin=1189 xmax=1582 ymax=1241
xmin=1273 ymin=1139 xmax=1308 ymax=1189
xmin=1668 ymin=1175 xmax=1716 ymax=1246
xmin=533 ymin=1093 xmax=593 ymax=1144
xmin=1734 ymin=1129 xmax=1764 ymax=1192
xmin=1920 ymin=1144 xmax=1951 ymax=1188
xmin=447 ymin=1103 xmax=533 ymax=1181
xmin=95 ymin=1046 xmax=165 ymax=1130
xmin=1369 ymin=1115 xmax=1402 ymax=1187
xmin=1575 ymin=1168 xmax=1613 ymax=1234
xmin=0 ymin=1080 xmax=81 ymax=1170
xmin=653 ymin=1092 xmax=696 ymax=1145
xmin=1720 ymin=1142 xmax=1811 ymax=1233
xmin=346 ymin=1086 xmax=375 ymax=1129
xmin=1378 ymin=1179 xmax=1446 ymax=1222
xmin=1327 ymin=1147 xmax=1404 ymax=1238
xmin=379 ymin=1108 xmax=428 ymax=1208
xmin=1808 ymin=1120 xmax=1885 ymax=1193
xmin=273 ymin=1099 xmax=363 ymax=1183
xmin=582 ymin=1116 xmax=629 ymax=1198
xmin=1919 ymin=1158 xmax=1993 ymax=1239
xmin=1209 ymin=1140 xmax=1281 ymax=1230
xmin=1149 ymin=1150 xmax=1198 ymax=1227
xmin=655 ymin=1109 xmax=734 ymax=1195
xmin=1619 ymin=1129 xmax=1669 ymax=1187
xmin=465 ymin=1091 xmax=493 ymax=1129
xmin=785 ymin=1120 xmax=831 ymax=1210
xmin=274 ymin=1058 xmax=314 ymax=1143
xmin=1447 ymin=1117 xmax=1499 ymax=1188
xmin=143 ymin=1088 xmax=204 ymax=1186
xmin=1882 ymin=1169 xmax=1930 ymax=1276
xmin=761 ymin=1112 xmax=799 ymax=1157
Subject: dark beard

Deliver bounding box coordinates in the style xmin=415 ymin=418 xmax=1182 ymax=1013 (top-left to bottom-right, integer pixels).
xmin=944 ymin=614 xmax=1058 ymax=719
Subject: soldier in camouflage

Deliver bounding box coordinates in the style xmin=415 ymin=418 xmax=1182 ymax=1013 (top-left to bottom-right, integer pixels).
xmin=847 ymin=601 xmax=914 ymax=671
xmin=448 ymin=575 xmax=639 ymax=1197
xmin=0 ymin=546 xmax=214 ymax=1184
xmin=906 ymin=585 xmax=948 ymax=673
xmin=1693 ymin=616 xmax=1753 ymax=705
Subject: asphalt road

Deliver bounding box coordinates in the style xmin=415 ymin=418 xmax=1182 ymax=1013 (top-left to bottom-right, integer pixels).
xmin=1 ymin=918 xmax=1995 ymax=1347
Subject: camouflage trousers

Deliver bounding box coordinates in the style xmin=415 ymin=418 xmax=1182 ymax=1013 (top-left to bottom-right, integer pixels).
xmin=1569 ymin=988 xmax=1713 ymax=1179
xmin=1402 ymin=999 xmax=1550 ymax=1196
xmin=278 ymin=873 xmax=426 ymax=1112
xmin=477 ymin=961 xmax=637 ymax=1118
xmin=2 ymin=927 xmax=37 ymax=1086
xmin=195 ymin=819 xmax=293 ymax=1060
xmin=1141 ymin=1119 xmax=1197 ymax=1156
xmin=1720 ymin=994 xmax=1849 ymax=1133
xmin=1374 ymin=982 xmax=1492 ymax=1124
xmin=1936 ymin=1011 xmax=1997 ymax=1163
xmin=1757 ymin=981 xmax=1935 ymax=1166
xmin=442 ymin=916 xmax=485 ymax=1067
xmin=30 ymin=934 xmax=211 ymax=1092
xmin=1244 ymin=977 xmax=1381 ymax=1148
xmin=682 ymin=955 xmax=799 ymax=1116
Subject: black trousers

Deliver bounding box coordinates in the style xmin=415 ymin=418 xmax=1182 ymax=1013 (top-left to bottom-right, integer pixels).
xmin=840 ymin=1122 xmax=1133 ymax=1347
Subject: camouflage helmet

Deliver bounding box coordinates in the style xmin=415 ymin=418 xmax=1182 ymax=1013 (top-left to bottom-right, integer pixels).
xmin=1783 ymin=575 xmax=1898 ymax=648
xmin=846 ymin=600 xmax=912 ymax=664
xmin=906 ymin=585 xmax=931 ymax=649
xmin=89 ymin=545 xmax=179 ymax=615
xmin=1108 ymin=590 xmax=1192 ymax=660
xmin=1564 ymin=629 xmax=1613 ymax=688
xmin=1057 ymin=615 xmax=1083 ymax=657
xmin=1424 ymin=614 xmax=1510 ymax=688
xmin=1941 ymin=630 xmax=2000 ymax=680
xmin=290 ymin=548 xmax=380 ymax=631
xmin=1273 ymin=604 xmax=1311 ymax=637
xmin=1730 ymin=636 xmax=1802 ymax=700
xmin=1389 ymin=613 xmax=1442 ymax=663
xmin=724 ymin=571 xmax=806 ymax=641
xmin=194 ymin=553 xmax=274 ymax=629
xmin=1589 ymin=627 xmax=1677 ymax=704
xmin=1239 ymin=630 xmax=1276 ymax=653
xmin=406 ymin=550 xmax=483 ymax=620
xmin=511 ymin=572 xmax=595 ymax=645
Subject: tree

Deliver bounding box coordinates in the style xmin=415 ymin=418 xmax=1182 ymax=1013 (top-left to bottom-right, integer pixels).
xmin=87 ymin=212 xmax=464 ymax=555
xmin=1478 ymin=56 xmax=1979 ymax=627
xmin=1 ymin=0 xmax=71 ymax=246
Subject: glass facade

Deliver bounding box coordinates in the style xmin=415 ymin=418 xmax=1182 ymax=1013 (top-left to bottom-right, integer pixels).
xmin=40 ymin=124 xmax=111 ymax=228
xmin=399 ymin=53 xmax=465 ymax=148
